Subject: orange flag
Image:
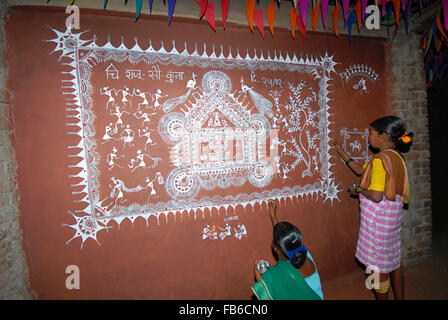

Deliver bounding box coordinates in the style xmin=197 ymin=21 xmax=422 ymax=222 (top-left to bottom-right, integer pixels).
xmin=267 ymin=0 xmax=276 ymax=36
xmin=354 ymin=0 xmax=361 ymax=31
xmin=436 ymin=11 xmax=448 ymax=41
xmin=312 ymin=1 xmax=321 ymax=31
xmin=290 ymin=6 xmax=297 ymax=39
xmin=332 ymin=0 xmax=340 ymax=38
xmin=392 ymin=0 xmax=400 ymax=26
xmin=246 ymin=0 xmax=255 ymax=32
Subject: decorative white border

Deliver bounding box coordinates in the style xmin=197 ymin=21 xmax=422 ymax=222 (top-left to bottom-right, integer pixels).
xmin=47 ymin=26 xmax=341 ymax=248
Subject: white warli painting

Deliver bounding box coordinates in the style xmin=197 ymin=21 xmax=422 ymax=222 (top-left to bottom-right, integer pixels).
xmin=339 ymin=64 xmax=379 ymax=95
xmin=339 ymin=127 xmax=370 ymax=163
xmin=47 ymin=26 xmax=342 ymax=248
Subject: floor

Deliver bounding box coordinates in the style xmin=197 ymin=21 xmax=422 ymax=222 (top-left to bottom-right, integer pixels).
xmin=323 ymin=242 xmax=448 ymax=300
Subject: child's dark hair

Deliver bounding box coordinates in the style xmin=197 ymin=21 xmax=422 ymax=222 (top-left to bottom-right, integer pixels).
xmin=273 ymin=222 xmax=306 ymax=269
xmin=370 ymin=115 xmax=414 ymax=153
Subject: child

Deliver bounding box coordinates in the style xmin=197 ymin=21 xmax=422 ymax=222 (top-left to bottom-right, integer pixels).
xmin=251 ymin=200 xmax=323 ymax=300
xmin=331 ymin=115 xmax=413 ymax=300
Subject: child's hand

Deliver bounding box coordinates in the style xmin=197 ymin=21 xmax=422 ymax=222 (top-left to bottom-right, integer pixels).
xmin=254 ymin=260 xmax=263 ymax=282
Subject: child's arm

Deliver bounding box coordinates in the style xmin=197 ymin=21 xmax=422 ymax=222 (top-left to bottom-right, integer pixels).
xmin=268 ymin=199 xmax=278 ymax=226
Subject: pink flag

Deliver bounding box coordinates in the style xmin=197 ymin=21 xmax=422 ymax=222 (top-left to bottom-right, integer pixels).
xmin=196 ymin=0 xmax=215 ymax=31
xmin=199 ymin=0 xmax=208 ymax=18
xmin=254 ymin=8 xmax=264 ymax=38
xmin=321 ymin=0 xmax=329 ymax=28
xmin=299 ymin=0 xmax=309 ymax=28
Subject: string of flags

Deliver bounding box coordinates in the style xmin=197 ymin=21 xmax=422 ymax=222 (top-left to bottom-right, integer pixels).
xmin=58 ymin=0 xmax=443 ymax=42
xmin=422 ymin=0 xmax=448 ymax=88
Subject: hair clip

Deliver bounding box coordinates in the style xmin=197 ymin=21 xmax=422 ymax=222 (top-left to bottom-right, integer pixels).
xmin=398 ymin=132 xmax=412 ymax=144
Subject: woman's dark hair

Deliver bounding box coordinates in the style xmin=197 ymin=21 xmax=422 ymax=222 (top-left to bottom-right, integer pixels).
xmin=273 ymin=222 xmax=306 ymax=269
xmin=370 ymin=115 xmax=414 ymax=153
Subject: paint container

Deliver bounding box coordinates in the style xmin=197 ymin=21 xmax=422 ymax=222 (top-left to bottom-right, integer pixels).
xmin=257 ymin=260 xmax=270 ymax=274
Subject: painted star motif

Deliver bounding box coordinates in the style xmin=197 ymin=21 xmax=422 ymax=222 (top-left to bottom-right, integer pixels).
xmin=63 ymin=211 xmax=105 ymax=249
xmin=320 ymin=52 xmax=338 ymax=76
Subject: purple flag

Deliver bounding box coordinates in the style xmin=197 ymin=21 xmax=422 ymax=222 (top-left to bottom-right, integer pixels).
xmin=299 ymin=0 xmax=309 ymax=28
xmin=342 ymin=0 xmax=349 ymax=23
xmin=321 ymin=0 xmax=329 ymax=28
xmin=382 ymin=0 xmax=386 ymax=17
xmin=362 ymin=0 xmax=368 ymax=21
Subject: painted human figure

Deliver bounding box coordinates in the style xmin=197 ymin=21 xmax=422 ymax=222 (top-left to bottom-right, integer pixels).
xmin=152 ymin=89 xmax=166 ymax=110
xmin=110 ymin=106 xmax=129 ymax=131
xmin=121 ymin=125 xmax=135 ymax=148
xmin=138 ymin=127 xmax=156 ymax=150
xmin=134 ymin=88 xmax=149 ymax=109
xmin=234 ymin=224 xmax=247 ymax=240
xmin=120 ymin=86 xmax=132 ymax=105
xmin=219 ymin=224 xmax=232 ymax=240
xmin=100 ymin=86 xmax=116 ymax=109
xmin=134 ymin=110 xmax=156 ymax=127
xmin=202 ymin=224 xmax=218 ymax=240
xmin=102 ymin=123 xmax=119 ymax=144
xmin=106 ymin=147 xmax=124 ymax=170
xmin=110 ymin=176 xmax=126 ymax=206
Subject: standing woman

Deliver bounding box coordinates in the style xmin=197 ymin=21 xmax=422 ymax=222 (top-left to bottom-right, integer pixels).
xmin=331 ymin=116 xmax=413 ymax=300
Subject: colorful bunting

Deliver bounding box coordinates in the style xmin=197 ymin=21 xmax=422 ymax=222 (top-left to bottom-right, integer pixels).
xmin=392 ymin=0 xmax=400 ymax=26
xmin=312 ymin=1 xmax=321 ymax=31
xmin=332 ymin=0 xmax=340 ymax=38
xmin=104 ymin=0 xmax=108 ymax=9
xmin=436 ymin=11 xmax=448 ymax=41
xmin=354 ymin=0 xmax=361 ymax=31
xmin=246 ymin=0 xmax=255 ymax=32
xmin=267 ymin=0 xmax=276 ymax=35
xmin=149 ymin=0 xmax=153 ymax=13
xmin=196 ymin=0 xmax=216 ymax=31
xmin=296 ymin=13 xmax=306 ymax=38
xmin=222 ymin=0 xmax=230 ymax=29
xmin=342 ymin=0 xmax=349 ymax=23
xmin=168 ymin=0 xmax=176 ymax=25
xmin=199 ymin=0 xmax=208 ymax=18
xmin=443 ymin=0 xmax=448 ymax=32
xmin=361 ymin=0 xmax=368 ymax=21
xmin=135 ymin=0 xmax=143 ymax=21
xmin=254 ymin=8 xmax=265 ymax=38
xmin=347 ymin=9 xmax=356 ymax=41
xmin=290 ymin=6 xmax=297 ymax=38
xmin=321 ymin=0 xmax=329 ymax=28
xmin=299 ymin=0 xmax=309 ymax=28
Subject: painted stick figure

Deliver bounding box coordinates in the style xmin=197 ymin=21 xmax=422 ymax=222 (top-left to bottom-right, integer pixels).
xmin=120 ymin=125 xmax=135 ymax=149
xmin=106 ymin=147 xmax=124 ymax=170
xmin=110 ymin=106 xmax=130 ymax=131
xmin=100 ymin=86 xmax=116 ymax=109
xmin=138 ymin=127 xmax=156 ymax=150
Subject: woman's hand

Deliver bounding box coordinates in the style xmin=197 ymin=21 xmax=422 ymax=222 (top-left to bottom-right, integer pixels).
xmin=348 ymin=184 xmax=359 ymax=197
xmin=254 ymin=260 xmax=263 ymax=282
xmin=330 ymin=140 xmax=346 ymax=157
xmin=268 ymin=199 xmax=278 ymax=226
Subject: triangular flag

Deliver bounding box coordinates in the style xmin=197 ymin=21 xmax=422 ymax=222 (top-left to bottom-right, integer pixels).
xmin=312 ymin=1 xmax=321 ymax=31
xmin=321 ymin=0 xmax=329 ymax=28
xmin=267 ymin=0 xmax=276 ymax=36
xmin=437 ymin=11 xmax=448 ymax=41
xmin=168 ymin=0 xmax=176 ymax=25
xmin=392 ymin=0 xmax=400 ymax=26
xmin=104 ymin=0 xmax=108 ymax=9
xmin=149 ymin=0 xmax=153 ymax=13
xmin=135 ymin=0 xmax=143 ymax=21
xmin=404 ymin=1 xmax=410 ymax=33
xmin=67 ymin=0 xmax=75 ymax=5
xmin=332 ymin=0 xmax=340 ymax=38
xmin=290 ymin=6 xmax=297 ymax=38
xmin=299 ymin=0 xmax=309 ymax=28
xmin=342 ymin=0 xmax=349 ymax=23
xmin=354 ymin=0 xmax=361 ymax=31
xmin=199 ymin=0 xmax=208 ymax=18
xmin=361 ymin=0 xmax=368 ymax=21
xmin=254 ymin=8 xmax=265 ymax=38
xmin=347 ymin=9 xmax=356 ymax=41
xmin=222 ymin=0 xmax=230 ymax=29
xmin=443 ymin=0 xmax=448 ymax=32
xmin=382 ymin=0 xmax=386 ymax=16
xmin=205 ymin=1 xmax=216 ymax=31
xmin=401 ymin=0 xmax=406 ymax=11
xmin=246 ymin=0 xmax=255 ymax=32
xmin=296 ymin=13 xmax=306 ymax=38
